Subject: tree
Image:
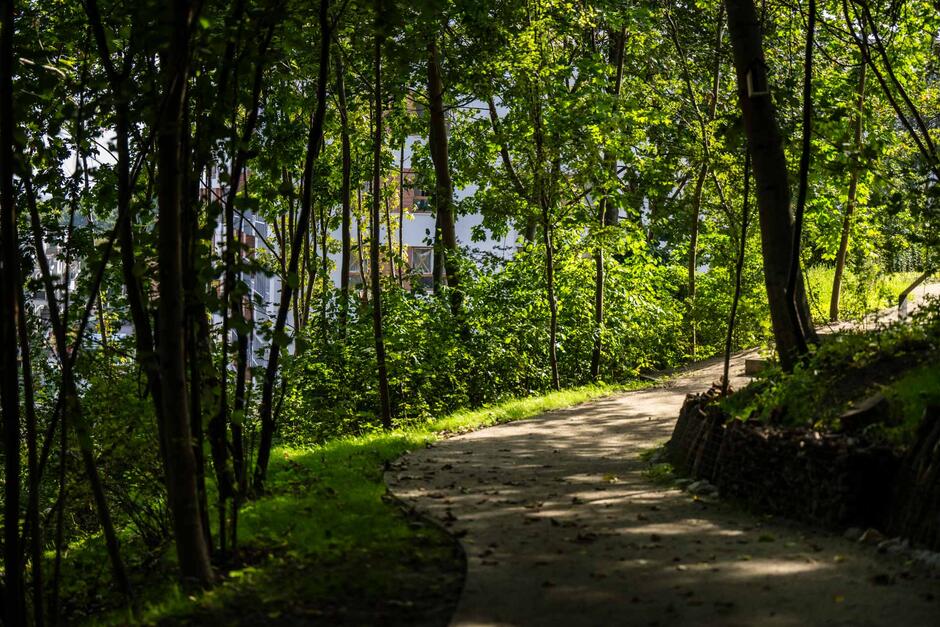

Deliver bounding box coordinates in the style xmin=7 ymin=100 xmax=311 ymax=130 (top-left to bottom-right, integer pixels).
xmin=724 ymin=0 xmax=816 ymax=370
xmin=155 ymin=0 xmax=214 ymax=587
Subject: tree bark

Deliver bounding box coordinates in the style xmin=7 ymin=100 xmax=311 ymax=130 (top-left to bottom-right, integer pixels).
xmin=783 ymin=0 xmax=816 ymax=358
xmin=254 ymin=0 xmax=331 ymax=488
xmin=16 ymin=281 xmax=43 ymax=626
xmin=669 ymin=6 xmax=725 ymax=360
xmin=590 ymin=25 xmax=626 ymax=380
xmin=336 ymin=54 xmax=352 ymax=335
xmin=156 ymin=0 xmax=214 ymax=587
xmin=427 ymin=35 xmax=462 ymax=317
xmin=371 ymin=0 xmax=393 ymax=428
xmin=830 ymin=60 xmax=866 ymax=322
xmin=724 ymin=0 xmax=815 ymax=371
xmin=0 ymin=0 xmax=24 ymax=618
xmin=723 ymin=150 xmax=751 ymax=394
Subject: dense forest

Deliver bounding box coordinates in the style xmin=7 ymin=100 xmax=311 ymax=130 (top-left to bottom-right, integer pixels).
xmin=0 ymin=0 xmax=937 ymax=623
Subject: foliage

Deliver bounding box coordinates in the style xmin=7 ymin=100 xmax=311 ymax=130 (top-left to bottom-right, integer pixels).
xmin=84 ymin=384 xmax=626 ymax=624
xmin=723 ymin=298 xmax=940 ymax=445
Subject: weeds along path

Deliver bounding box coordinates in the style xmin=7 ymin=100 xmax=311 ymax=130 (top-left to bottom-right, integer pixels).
xmin=387 ymin=286 xmax=940 ymax=627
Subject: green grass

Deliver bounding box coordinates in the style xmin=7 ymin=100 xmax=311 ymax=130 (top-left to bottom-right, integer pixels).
xmin=879 ymin=361 xmax=940 ymax=445
xmin=804 ymin=267 xmax=923 ymax=323
xmin=722 ymin=299 xmax=940 ymax=443
xmin=88 ymin=381 xmax=634 ymax=625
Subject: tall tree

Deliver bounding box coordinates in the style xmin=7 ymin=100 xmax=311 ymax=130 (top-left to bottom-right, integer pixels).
xmin=371 ymin=0 xmax=393 ymax=428
xmin=426 ymin=33 xmax=463 ymax=318
xmin=0 ymin=0 xmax=24 ymax=620
xmin=254 ymin=0 xmax=332 ymax=488
xmin=155 ymin=0 xmax=214 ymax=587
xmin=829 ymin=60 xmax=866 ymax=322
xmin=724 ymin=0 xmax=816 ymax=370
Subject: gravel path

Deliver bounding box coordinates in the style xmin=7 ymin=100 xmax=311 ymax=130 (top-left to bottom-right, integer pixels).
xmin=387 ymin=285 xmax=940 ymax=626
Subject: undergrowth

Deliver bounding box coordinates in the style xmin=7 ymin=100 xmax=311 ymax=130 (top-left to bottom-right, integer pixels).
xmin=79 ymin=382 xmax=633 ymax=625
xmin=723 ymin=298 xmax=940 ymax=445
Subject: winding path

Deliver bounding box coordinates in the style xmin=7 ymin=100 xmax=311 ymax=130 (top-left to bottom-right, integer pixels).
xmin=387 ymin=285 xmax=940 ymax=627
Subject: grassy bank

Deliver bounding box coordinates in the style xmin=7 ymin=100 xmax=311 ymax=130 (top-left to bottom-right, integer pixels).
xmin=804 ymin=267 xmax=924 ymax=323
xmin=83 ymin=382 xmax=634 ymax=625
xmin=723 ymin=300 xmax=940 ymax=445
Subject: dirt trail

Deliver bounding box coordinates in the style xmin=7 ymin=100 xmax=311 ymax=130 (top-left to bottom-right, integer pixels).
xmin=387 ymin=285 xmax=940 ymax=627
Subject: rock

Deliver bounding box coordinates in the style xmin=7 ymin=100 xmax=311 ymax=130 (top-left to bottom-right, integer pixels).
xmin=843 ymin=527 xmax=863 ymax=541
xmin=745 ymin=359 xmax=768 ymax=376
xmin=858 ymin=528 xmax=887 ymax=545
xmin=911 ymin=549 xmax=940 ymax=573
xmin=688 ymin=480 xmax=718 ymax=496
xmin=674 ymin=478 xmax=694 ymax=489
xmin=877 ymin=538 xmax=908 ymax=555
xmin=839 ymin=393 xmax=889 ymax=433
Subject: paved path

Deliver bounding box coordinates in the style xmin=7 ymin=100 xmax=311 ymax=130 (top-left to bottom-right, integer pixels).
xmin=387 ymin=285 xmax=940 ymax=626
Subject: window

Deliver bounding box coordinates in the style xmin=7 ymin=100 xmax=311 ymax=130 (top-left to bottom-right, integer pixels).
xmin=402 ymin=168 xmax=431 ymax=213
xmin=409 ymin=247 xmax=433 ymax=276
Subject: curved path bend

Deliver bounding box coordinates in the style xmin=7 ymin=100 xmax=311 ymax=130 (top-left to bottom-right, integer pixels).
xmin=387 ymin=286 xmax=940 ymax=627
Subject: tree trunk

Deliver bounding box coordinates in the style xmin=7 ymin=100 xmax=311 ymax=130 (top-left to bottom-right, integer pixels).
xmin=830 ymin=60 xmax=866 ymax=322
xmin=427 ymin=35 xmax=462 ymax=317
xmin=0 ymin=0 xmax=24 ymax=616
xmin=783 ymin=0 xmax=816 ymax=358
xmin=723 ymin=151 xmax=751 ymax=394
xmin=336 ymin=54 xmax=352 ymax=335
xmin=16 ymin=282 xmax=44 ymax=626
xmin=254 ymin=0 xmax=331 ymax=489
xmin=371 ymin=1 xmax=393 ymax=429
xmin=590 ymin=25 xmax=626 ymax=380
xmin=724 ymin=0 xmax=815 ymax=371
xmin=156 ymin=0 xmax=214 ymax=587
xmin=670 ymin=5 xmax=725 ymax=361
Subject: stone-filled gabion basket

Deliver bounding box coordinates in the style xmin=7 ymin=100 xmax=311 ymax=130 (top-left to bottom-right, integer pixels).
xmin=666 ymin=391 xmax=940 ymax=550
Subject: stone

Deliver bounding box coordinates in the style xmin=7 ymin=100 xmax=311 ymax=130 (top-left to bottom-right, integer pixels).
xmin=858 ymin=528 xmax=887 ymax=545
xmin=687 ymin=480 xmax=718 ymax=496
xmin=839 ymin=393 xmax=889 ymax=433
xmin=745 ymin=359 xmax=768 ymax=376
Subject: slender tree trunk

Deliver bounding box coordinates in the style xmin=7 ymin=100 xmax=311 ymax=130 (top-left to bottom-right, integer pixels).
xmin=723 ymin=151 xmax=751 ymax=394
xmin=0 ymin=0 xmax=24 ymax=616
xmin=371 ymin=1 xmax=393 ymax=428
xmin=156 ymin=0 xmax=214 ymax=587
xmin=321 ymin=200 xmax=329 ymax=345
xmin=213 ymin=24 xmax=273 ymax=545
xmin=783 ymin=0 xmax=816 ymax=358
xmin=670 ymin=6 xmax=725 ymax=360
xmin=590 ymin=25 xmax=626 ymax=380
xmin=85 ymin=0 xmax=169 ymax=469
xmin=25 ymin=174 xmax=133 ymax=602
xmin=725 ymin=0 xmax=814 ymax=371
xmin=486 ymin=94 xmax=536 ymax=243
xmin=181 ymin=104 xmax=213 ymax=555
xmin=16 ymin=283 xmax=43 ymax=626
xmin=830 ymin=61 xmax=866 ymax=322
xmin=532 ymin=96 xmax=560 ymax=390
xmin=398 ymin=143 xmax=405 ymax=288
xmin=337 ymin=54 xmax=352 ymax=335
xmin=357 ymin=207 xmax=368 ymax=299
xmin=427 ymin=35 xmax=462 ymax=316
xmin=254 ymin=0 xmax=331 ymax=488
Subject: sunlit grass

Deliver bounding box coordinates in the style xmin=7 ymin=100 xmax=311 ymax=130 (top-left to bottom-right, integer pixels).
xmin=91 ymin=381 xmax=637 ymax=625
xmin=804 ymin=267 xmax=924 ymax=323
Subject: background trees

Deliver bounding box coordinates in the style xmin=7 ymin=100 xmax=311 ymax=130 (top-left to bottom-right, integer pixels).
xmin=0 ymin=0 xmax=937 ymax=621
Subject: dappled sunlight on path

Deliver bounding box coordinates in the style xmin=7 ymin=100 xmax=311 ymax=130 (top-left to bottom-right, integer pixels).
xmin=387 ymin=344 xmax=939 ymax=626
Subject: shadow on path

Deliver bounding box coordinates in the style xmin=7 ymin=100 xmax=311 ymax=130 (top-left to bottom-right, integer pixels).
xmin=388 ymin=348 xmax=939 ymax=626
